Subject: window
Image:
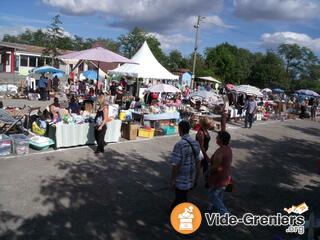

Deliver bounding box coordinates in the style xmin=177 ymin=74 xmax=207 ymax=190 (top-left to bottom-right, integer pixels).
xmin=29 ymin=56 xmax=37 ymax=67
xmin=38 ymin=58 xmax=45 ymax=67
xmin=20 ymin=55 xmax=28 ymax=67
xmin=45 ymin=58 xmax=52 ymax=66
xmin=15 ymin=55 xmax=19 ymax=71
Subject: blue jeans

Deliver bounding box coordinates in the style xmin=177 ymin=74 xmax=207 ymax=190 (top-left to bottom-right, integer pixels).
xmin=208 ymin=187 xmax=229 ymax=214
xmin=245 ymin=113 xmax=253 ymax=128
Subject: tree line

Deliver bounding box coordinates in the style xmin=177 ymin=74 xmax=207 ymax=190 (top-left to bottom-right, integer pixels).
xmin=2 ymin=15 xmax=320 ymax=92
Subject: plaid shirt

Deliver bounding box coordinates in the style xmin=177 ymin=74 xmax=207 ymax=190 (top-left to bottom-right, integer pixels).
xmin=170 ymin=134 xmax=200 ymax=190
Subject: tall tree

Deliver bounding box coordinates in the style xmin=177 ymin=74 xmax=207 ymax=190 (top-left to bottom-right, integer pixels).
xmin=43 ymin=15 xmax=64 ymax=66
xmin=118 ymin=27 xmax=146 ymax=58
xmin=205 ymin=43 xmax=258 ymax=84
xmin=167 ymin=50 xmax=188 ymax=71
xmin=249 ymin=51 xmax=288 ymax=89
xmin=277 ymin=43 xmax=319 ymax=82
xmin=118 ymin=27 xmax=167 ymax=65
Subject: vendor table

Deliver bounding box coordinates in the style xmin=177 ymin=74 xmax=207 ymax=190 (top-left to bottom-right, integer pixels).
xmin=132 ymin=112 xmax=180 ymax=122
xmin=48 ymin=120 xmax=122 ymax=149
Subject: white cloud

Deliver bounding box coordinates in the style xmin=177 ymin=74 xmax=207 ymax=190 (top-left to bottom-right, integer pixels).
xmin=203 ymin=15 xmax=234 ymax=29
xmin=261 ymin=32 xmax=320 ymax=51
xmin=234 ymin=0 xmax=320 ymax=20
xmin=42 ymin=0 xmax=227 ymax=32
xmin=148 ymin=33 xmax=193 ymax=50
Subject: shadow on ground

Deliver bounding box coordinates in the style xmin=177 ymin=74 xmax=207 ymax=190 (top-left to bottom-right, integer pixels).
xmin=1 ymin=124 xmax=320 ymax=240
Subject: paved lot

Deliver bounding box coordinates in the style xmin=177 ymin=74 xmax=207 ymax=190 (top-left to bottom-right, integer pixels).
xmin=0 ymin=119 xmax=319 ymax=240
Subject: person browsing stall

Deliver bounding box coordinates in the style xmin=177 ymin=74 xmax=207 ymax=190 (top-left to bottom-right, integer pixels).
xmin=94 ymin=93 xmax=113 ymax=153
xmin=49 ymin=104 xmax=62 ymax=124
xmin=38 ymin=74 xmax=48 ymax=101
xmin=68 ymin=96 xmax=80 ymax=114
xmin=244 ymin=96 xmax=257 ymax=128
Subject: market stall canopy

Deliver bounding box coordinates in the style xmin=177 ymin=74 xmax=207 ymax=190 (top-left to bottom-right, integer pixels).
xmin=109 ymin=41 xmax=179 ymax=80
xmin=147 ymin=83 xmax=180 ymax=93
xmin=80 ymin=70 xmax=98 ymax=80
xmin=31 ymin=66 xmax=65 ymax=74
xmin=295 ymin=89 xmax=319 ymax=97
xmin=272 ymin=88 xmax=284 ymax=94
xmin=261 ymin=88 xmax=272 ymax=93
xmin=190 ymin=90 xmax=220 ymax=99
xmin=233 ymin=85 xmax=263 ymax=97
xmin=197 ymin=76 xmax=221 ymax=83
xmin=58 ymin=47 xmax=134 ymax=64
xmin=189 ymin=90 xmax=221 ymax=104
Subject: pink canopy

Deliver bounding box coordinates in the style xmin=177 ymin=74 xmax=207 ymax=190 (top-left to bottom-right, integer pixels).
xmin=58 ymin=47 xmax=135 ymax=64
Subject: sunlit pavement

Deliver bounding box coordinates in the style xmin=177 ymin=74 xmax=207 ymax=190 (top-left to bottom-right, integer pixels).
xmin=0 ymin=119 xmax=319 ymax=240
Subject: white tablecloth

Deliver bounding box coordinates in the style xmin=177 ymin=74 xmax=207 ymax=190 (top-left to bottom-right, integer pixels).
xmin=49 ymin=120 xmax=122 ymax=148
xmin=133 ymin=112 xmax=180 ymax=121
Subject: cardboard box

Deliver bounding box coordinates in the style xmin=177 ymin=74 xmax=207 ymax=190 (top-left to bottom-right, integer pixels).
xmin=122 ymin=123 xmax=139 ymax=140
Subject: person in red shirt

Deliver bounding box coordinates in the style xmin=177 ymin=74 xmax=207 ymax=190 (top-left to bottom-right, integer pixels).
xmin=69 ymin=72 xmax=75 ymax=81
xmin=208 ymin=131 xmax=232 ymax=214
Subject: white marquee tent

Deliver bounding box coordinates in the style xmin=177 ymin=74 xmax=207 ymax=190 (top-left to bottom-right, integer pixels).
xmin=109 ymin=41 xmax=179 ymax=80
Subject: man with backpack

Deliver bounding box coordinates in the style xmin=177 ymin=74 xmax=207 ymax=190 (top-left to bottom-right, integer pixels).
xmin=169 ymin=120 xmax=200 ymax=212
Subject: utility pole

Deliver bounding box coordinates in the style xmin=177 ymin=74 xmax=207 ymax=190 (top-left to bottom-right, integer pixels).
xmin=191 ymin=16 xmax=205 ymax=90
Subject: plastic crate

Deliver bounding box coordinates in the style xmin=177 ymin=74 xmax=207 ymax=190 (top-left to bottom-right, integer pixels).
xmin=161 ymin=125 xmax=177 ymax=135
xmin=11 ymin=134 xmax=30 ymax=155
xmin=138 ymin=128 xmax=155 ymax=138
xmin=0 ymin=134 xmax=12 ymax=156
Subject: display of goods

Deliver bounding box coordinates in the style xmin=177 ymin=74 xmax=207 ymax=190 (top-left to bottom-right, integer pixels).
xmin=32 ymin=122 xmax=46 ymax=136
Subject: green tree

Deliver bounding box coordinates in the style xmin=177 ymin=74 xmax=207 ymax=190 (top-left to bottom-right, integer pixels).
xmin=91 ymin=38 xmax=120 ymax=52
xmin=118 ymin=27 xmax=146 ymax=58
xmin=187 ymin=53 xmax=214 ymax=77
xmin=277 ymin=44 xmax=319 ymax=81
xmin=118 ymin=27 xmax=167 ymax=65
xmin=249 ymin=51 xmax=288 ymax=89
xmin=2 ymin=34 xmax=18 ymax=43
xmin=43 ymin=15 xmax=64 ymax=66
xmin=205 ymin=43 xmax=241 ymax=83
xmin=205 ymin=43 xmax=252 ymax=84
xmin=167 ymin=50 xmax=188 ymax=71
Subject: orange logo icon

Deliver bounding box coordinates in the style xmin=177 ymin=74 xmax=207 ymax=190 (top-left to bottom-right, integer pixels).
xmin=170 ymin=202 xmax=202 ymax=234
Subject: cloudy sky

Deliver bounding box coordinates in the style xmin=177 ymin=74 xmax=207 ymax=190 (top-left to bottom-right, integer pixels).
xmin=1 ymin=0 xmax=320 ymax=55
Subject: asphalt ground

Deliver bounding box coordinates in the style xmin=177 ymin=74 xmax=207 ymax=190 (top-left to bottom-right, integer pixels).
xmin=0 ymin=117 xmax=319 ymax=240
